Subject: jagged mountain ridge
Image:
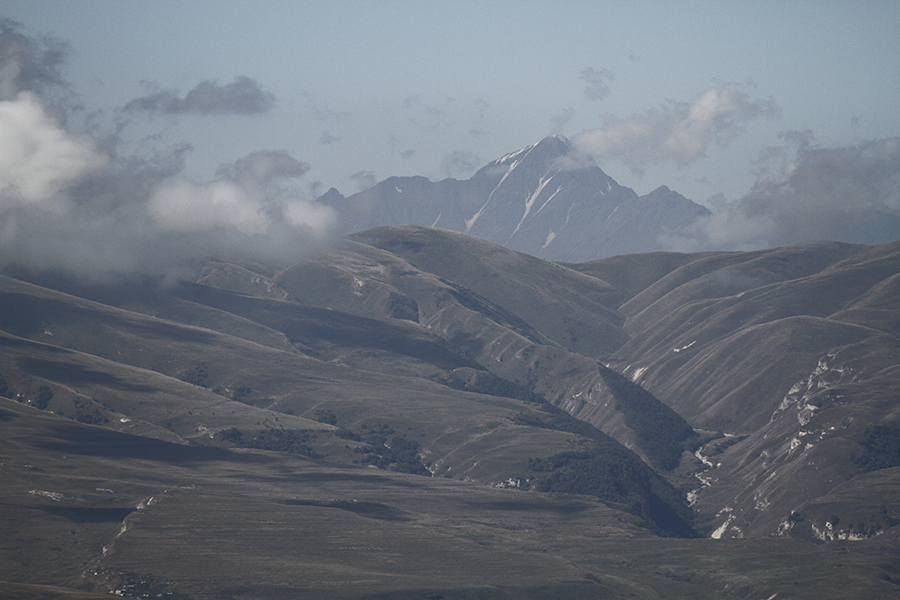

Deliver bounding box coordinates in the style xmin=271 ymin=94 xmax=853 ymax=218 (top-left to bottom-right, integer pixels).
xmin=319 ymin=135 xmax=710 ymax=261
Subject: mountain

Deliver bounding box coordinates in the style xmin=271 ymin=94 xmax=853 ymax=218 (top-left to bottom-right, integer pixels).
xmin=2 ymin=229 xmax=899 ymax=599
xmin=319 ymin=135 xmax=710 ymax=261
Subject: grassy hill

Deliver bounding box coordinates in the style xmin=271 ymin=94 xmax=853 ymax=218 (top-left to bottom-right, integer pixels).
xmin=2 ymin=229 xmax=899 ymax=598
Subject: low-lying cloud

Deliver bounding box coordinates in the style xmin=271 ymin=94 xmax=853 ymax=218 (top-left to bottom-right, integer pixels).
xmin=574 ymin=82 xmax=779 ymax=170
xmin=0 ymin=24 xmax=332 ymax=282
xmin=663 ymin=136 xmax=900 ymax=251
xmin=125 ymin=76 xmax=275 ymax=115
xmin=0 ymin=90 xmax=107 ymax=207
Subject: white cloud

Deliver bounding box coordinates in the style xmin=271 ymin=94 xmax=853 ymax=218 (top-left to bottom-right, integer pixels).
xmin=148 ymin=177 xmax=269 ymax=235
xmin=662 ymin=137 xmax=900 ymax=251
xmin=0 ymin=24 xmax=335 ymax=281
xmin=0 ymin=91 xmax=106 ymax=211
xmin=573 ymin=83 xmax=779 ymax=169
xmin=283 ymin=197 xmax=336 ymax=231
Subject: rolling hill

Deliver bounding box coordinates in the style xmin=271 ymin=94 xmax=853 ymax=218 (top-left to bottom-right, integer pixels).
xmin=1 ymin=227 xmax=899 ymax=598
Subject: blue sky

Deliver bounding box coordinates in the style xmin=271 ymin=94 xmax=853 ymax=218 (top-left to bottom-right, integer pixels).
xmin=1 ymin=1 xmax=899 ymax=275
xmin=5 ymin=0 xmax=898 ymax=200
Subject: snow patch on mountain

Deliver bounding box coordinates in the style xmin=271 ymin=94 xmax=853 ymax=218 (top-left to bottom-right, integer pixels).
xmin=510 ymin=174 xmax=555 ymax=240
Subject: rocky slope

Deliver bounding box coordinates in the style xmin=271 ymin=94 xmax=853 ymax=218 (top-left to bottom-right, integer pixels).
xmin=319 ymin=135 xmax=710 ymax=262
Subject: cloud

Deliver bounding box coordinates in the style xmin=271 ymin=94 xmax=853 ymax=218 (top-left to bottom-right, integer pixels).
xmin=2 ymin=142 xmax=334 ymax=280
xmin=442 ymin=150 xmax=480 ymax=178
xmin=0 ymin=19 xmax=69 ymax=101
xmin=551 ymin=150 xmax=597 ymax=172
xmin=662 ymin=137 xmax=900 ymax=251
xmin=0 ymin=26 xmax=332 ymax=282
xmin=580 ymin=67 xmax=613 ymax=102
xmin=0 ymin=91 xmax=107 ymax=209
xmin=550 ymin=107 xmax=574 ymax=135
xmin=125 ymin=76 xmax=274 ymax=115
xmin=151 ymin=150 xmax=326 ymax=236
xmin=350 ymin=170 xmax=377 ymax=191
xmin=573 ymin=82 xmax=780 ymax=169
xmin=217 ymin=149 xmax=310 ymax=185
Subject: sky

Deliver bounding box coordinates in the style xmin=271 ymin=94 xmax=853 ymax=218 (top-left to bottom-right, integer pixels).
xmin=1 ymin=0 xmax=899 ymax=277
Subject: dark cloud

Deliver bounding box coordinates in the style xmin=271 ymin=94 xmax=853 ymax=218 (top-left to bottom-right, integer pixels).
xmin=0 ymin=19 xmax=69 ymax=101
xmin=663 ymin=137 xmax=900 ymax=251
xmin=574 ymin=82 xmax=780 ymax=169
xmin=124 ymin=76 xmax=274 ymax=115
xmin=580 ymin=67 xmax=613 ymax=102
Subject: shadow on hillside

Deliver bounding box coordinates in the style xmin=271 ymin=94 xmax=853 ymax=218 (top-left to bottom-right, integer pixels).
xmin=38 ymin=424 xmax=269 ymax=464
xmin=38 ymin=506 xmax=135 ymax=523
xmin=18 ymin=358 xmax=157 ymax=392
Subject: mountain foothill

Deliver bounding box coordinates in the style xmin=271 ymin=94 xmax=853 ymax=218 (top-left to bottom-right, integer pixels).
xmin=1 ymin=137 xmax=899 ymax=599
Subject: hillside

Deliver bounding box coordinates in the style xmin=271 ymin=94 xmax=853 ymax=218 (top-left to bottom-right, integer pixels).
xmin=1 ymin=228 xmax=899 ymax=598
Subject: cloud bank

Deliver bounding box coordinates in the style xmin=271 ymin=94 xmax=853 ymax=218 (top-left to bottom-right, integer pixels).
xmin=125 ymin=76 xmax=275 ymax=115
xmin=574 ymin=83 xmax=779 ymax=170
xmin=0 ymin=24 xmax=332 ymax=282
xmin=663 ymin=136 xmax=900 ymax=251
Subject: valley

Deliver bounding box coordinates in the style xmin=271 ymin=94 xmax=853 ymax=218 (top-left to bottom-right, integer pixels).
xmin=1 ymin=227 xmax=899 ymax=598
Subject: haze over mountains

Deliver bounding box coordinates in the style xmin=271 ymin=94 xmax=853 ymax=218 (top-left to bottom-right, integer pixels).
xmin=2 ymin=8 xmax=900 ymax=599
xmin=319 ymin=135 xmax=710 ymax=262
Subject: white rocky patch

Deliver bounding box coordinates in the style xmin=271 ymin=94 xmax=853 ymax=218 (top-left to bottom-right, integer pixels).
xmin=630 ymin=366 xmax=647 ymax=382
xmin=493 ymin=478 xmax=525 ymax=489
xmin=710 ymin=513 xmax=736 ymax=539
xmin=672 ymin=341 xmax=696 ymax=353
xmin=29 ymin=489 xmax=63 ymax=501
xmin=772 ymin=353 xmax=855 ymax=424
xmin=776 ymin=518 xmax=795 ymax=536
xmin=542 ymin=230 xmax=556 ymax=249
xmin=811 ymin=521 xmax=881 ymax=542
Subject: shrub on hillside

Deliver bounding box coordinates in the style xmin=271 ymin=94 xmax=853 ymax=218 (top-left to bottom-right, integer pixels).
xmin=854 ymin=423 xmax=900 ymax=472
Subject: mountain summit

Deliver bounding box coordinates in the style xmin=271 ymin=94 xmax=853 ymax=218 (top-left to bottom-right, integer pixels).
xmin=320 ymin=135 xmax=710 ymax=261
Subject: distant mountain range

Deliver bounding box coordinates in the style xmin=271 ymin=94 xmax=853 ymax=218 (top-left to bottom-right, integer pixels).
xmin=318 ymin=135 xmax=710 ymax=261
